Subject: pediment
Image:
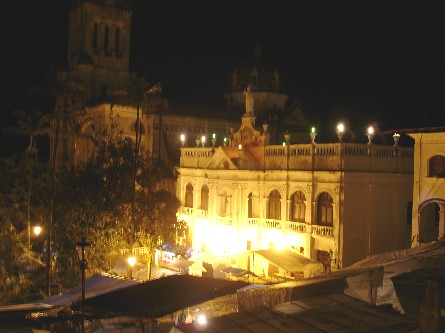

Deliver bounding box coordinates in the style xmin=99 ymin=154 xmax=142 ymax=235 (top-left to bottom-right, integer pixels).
xmin=206 ymin=147 xmax=238 ymax=170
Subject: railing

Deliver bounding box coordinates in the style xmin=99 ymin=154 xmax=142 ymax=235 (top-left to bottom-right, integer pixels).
xmin=120 ymin=247 xmax=149 ymax=256
xmin=217 ymin=216 xmax=233 ymax=226
xmin=183 ymin=207 xmax=193 ymax=215
xmin=247 ymin=218 xmax=259 ymax=226
xmin=263 ymin=219 xmax=281 ymax=229
xmin=286 ymin=221 xmax=306 ymax=233
xmin=196 ymin=209 xmax=208 ymax=217
xmin=311 ymin=225 xmax=334 ymax=237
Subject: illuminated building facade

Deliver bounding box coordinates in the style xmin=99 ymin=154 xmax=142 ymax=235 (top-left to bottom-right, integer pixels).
xmin=176 ymin=90 xmax=414 ymax=271
xmin=409 ymin=131 xmax=445 ymax=246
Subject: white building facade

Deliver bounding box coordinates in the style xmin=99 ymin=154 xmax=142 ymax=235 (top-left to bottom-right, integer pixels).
xmin=176 ymin=92 xmax=414 ymax=272
xmin=409 ymin=131 xmax=445 ymax=247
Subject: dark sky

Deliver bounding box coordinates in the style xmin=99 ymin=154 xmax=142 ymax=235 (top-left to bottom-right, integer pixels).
xmin=3 ymin=0 xmax=445 ymax=147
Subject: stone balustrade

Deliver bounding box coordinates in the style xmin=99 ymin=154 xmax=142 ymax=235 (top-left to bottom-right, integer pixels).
xmin=286 ymin=221 xmax=307 ymax=233
xmin=263 ymin=219 xmax=281 ymax=229
xmin=180 ymin=143 xmax=413 ymax=173
xmin=311 ymin=225 xmax=334 ymax=237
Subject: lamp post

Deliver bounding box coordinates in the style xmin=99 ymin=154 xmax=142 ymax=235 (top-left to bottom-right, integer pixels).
xmin=127 ymin=256 xmax=136 ymax=279
xmin=180 ymin=133 xmax=186 ymax=147
xmin=336 ymin=122 xmax=345 ymax=142
xmin=367 ymin=126 xmax=375 ymax=145
xmin=310 ymin=127 xmax=317 ymax=144
xmin=76 ymin=236 xmax=90 ymax=333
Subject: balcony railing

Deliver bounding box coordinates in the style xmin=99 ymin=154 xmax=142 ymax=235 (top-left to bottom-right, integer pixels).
xmin=217 ymin=216 xmax=233 ymax=226
xmin=120 ymin=247 xmax=149 ymax=256
xmin=183 ymin=207 xmax=193 ymax=215
xmin=195 ymin=209 xmax=208 ymax=217
xmin=311 ymin=225 xmax=334 ymax=237
xmin=286 ymin=221 xmax=306 ymax=233
xmin=247 ymin=218 xmax=259 ymax=227
xmin=264 ymin=219 xmax=281 ymax=229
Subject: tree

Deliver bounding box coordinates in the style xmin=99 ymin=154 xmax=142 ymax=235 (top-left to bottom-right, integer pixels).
xmin=51 ymin=117 xmax=180 ymax=284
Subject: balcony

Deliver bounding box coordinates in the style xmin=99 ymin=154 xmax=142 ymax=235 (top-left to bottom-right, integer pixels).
xmin=286 ymin=221 xmax=307 ymax=233
xmin=311 ymin=225 xmax=334 ymax=237
xmin=217 ymin=216 xmax=233 ymax=226
xmin=264 ymin=219 xmax=281 ymax=229
xmin=183 ymin=207 xmax=193 ymax=215
xmin=247 ymin=218 xmax=259 ymax=227
xmin=195 ymin=209 xmax=208 ymax=218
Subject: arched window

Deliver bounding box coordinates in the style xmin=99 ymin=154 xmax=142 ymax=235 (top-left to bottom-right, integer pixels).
xmin=92 ymin=23 xmax=98 ymax=49
xmin=429 ymin=155 xmax=445 ymax=177
xmin=185 ymin=184 xmax=193 ymax=208
xmin=273 ymin=69 xmax=280 ymax=90
xmin=317 ymin=192 xmax=333 ymax=226
xmin=114 ymin=27 xmax=120 ymax=53
xmin=104 ymin=25 xmax=110 ymax=50
xmin=232 ymin=70 xmax=238 ymax=90
xmin=291 ymin=191 xmax=306 ymax=222
xmin=248 ymin=193 xmax=253 ymax=218
xmin=268 ymin=190 xmax=281 ymax=220
xmin=201 ymin=185 xmax=209 ymax=211
xmin=251 ymin=68 xmax=259 ymax=86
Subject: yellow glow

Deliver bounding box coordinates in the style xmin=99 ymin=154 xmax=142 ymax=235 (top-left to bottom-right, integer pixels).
xmin=367 ymin=126 xmax=374 ymax=135
xmin=238 ymin=144 xmax=242 ymax=150
xmin=201 ymin=135 xmax=206 ymax=144
xmin=180 ymin=133 xmax=185 ymax=142
xmin=224 ymin=137 xmax=227 ymax=142
xmin=393 ymin=133 xmax=400 ymax=138
xmin=336 ymin=122 xmax=345 ymax=133
xmin=33 ymin=226 xmax=42 ymax=236
xmin=212 ymin=133 xmax=216 ymax=139
xmin=127 ymin=256 xmax=136 ymax=267
xmin=197 ymin=315 xmax=207 ymax=325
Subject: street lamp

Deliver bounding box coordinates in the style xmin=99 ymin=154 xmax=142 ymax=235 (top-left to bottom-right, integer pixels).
xmin=310 ymin=127 xmax=317 ymax=144
xmin=336 ymin=122 xmax=345 ymax=142
xmin=127 ymin=256 xmax=136 ymax=279
xmin=201 ymin=135 xmax=206 ymax=148
xmin=33 ymin=225 xmax=42 ymax=236
xmin=180 ymin=133 xmax=186 ymax=147
xmin=76 ymin=236 xmax=90 ymax=333
xmin=367 ymin=126 xmax=375 ymax=145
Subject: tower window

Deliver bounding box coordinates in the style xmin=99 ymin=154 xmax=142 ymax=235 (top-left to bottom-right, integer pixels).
xmin=92 ymin=23 xmax=98 ymax=49
xmin=115 ymin=27 xmax=120 ymax=54
xmin=104 ymin=25 xmax=110 ymax=50
xmin=429 ymin=155 xmax=445 ymax=177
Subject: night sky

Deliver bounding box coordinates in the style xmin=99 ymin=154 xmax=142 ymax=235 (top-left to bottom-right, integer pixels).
xmin=3 ymin=0 xmax=445 ymax=153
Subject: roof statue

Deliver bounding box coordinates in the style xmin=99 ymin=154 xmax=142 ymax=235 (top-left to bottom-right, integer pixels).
xmin=229 ymin=85 xmax=268 ymax=147
xmin=244 ymin=84 xmax=254 ymax=116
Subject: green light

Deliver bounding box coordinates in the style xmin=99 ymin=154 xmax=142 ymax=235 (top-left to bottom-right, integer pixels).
xmin=212 ymin=133 xmax=216 ymax=139
xmin=311 ymin=127 xmax=316 ymax=133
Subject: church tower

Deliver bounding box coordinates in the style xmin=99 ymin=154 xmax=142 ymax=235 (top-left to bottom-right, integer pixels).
xmin=68 ymin=0 xmax=132 ymax=72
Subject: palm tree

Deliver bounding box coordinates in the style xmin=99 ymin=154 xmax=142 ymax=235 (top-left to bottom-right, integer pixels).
xmin=4 ymin=109 xmax=50 ymax=249
xmin=109 ymin=76 xmax=168 ymax=279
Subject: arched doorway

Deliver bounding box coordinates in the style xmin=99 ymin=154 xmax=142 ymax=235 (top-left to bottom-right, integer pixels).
xmin=419 ymin=201 xmax=444 ymax=243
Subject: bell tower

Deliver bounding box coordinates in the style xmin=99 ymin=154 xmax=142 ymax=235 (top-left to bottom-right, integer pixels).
xmin=68 ymin=0 xmax=132 ymax=72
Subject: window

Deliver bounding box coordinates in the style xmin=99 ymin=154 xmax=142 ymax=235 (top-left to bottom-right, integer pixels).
xmin=92 ymin=23 xmax=98 ymax=49
xmin=248 ymin=193 xmax=253 ymax=218
xmin=291 ymin=191 xmax=306 ymax=222
xmin=201 ymin=185 xmax=209 ymax=211
xmin=273 ymin=69 xmax=279 ymax=90
xmin=104 ymin=25 xmax=110 ymax=50
xmin=268 ymin=190 xmax=281 ymax=220
xmin=114 ymin=27 xmax=120 ymax=53
xmin=251 ymin=68 xmax=259 ymax=86
xmin=185 ymin=184 xmax=193 ymax=208
xmin=317 ymin=192 xmax=333 ymax=226
xmin=429 ymin=155 xmax=445 ymax=177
